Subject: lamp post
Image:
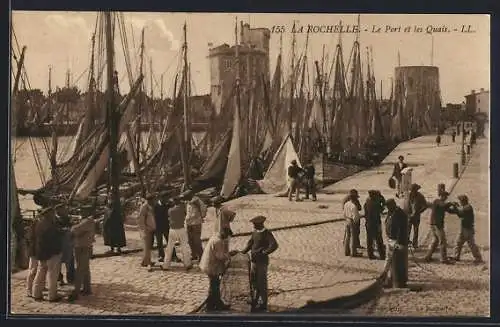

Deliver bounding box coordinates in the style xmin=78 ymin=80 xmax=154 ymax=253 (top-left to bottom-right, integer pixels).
xmin=461 ymin=101 xmax=466 ymax=166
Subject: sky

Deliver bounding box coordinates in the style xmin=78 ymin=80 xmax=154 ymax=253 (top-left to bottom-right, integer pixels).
xmin=11 ymin=12 xmax=490 ymax=104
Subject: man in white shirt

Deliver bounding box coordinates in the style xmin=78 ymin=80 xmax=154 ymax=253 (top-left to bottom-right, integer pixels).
xmin=343 ymin=189 xmax=362 ymax=257
xmin=138 ymin=194 xmax=156 ymax=271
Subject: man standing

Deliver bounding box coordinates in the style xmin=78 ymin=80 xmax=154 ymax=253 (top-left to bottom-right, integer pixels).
xmin=364 ymin=190 xmax=386 ymax=260
xmin=162 ymin=197 xmax=192 ymax=270
xmin=25 ymin=217 xmax=40 ymax=298
xmin=240 ymin=216 xmax=279 ymax=312
xmin=383 ymin=199 xmax=409 ymax=287
xmin=450 ymin=195 xmax=484 ymax=264
xmin=32 ymin=206 xmax=64 ymax=302
xmin=451 ymin=130 xmax=456 ymax=143
xmin=152 ymin=193 xmax=169 ymax=262
xmin=68 ymin=213 xmax=96 ymax=302
xmin=343 ymin=189 xmax=362 ymax=257
xmin=198 ymin=218 xmax=234 ymax=312
xmin=392 ymin=155 xmax=408 ymax=198
xmin=55 ymin=210 xmax=75 ymax=286
xmin=405 ymin=183 xmax=428 ymax=249
xmin=423 ymin=191 xmax=455 ymax=264
xmin=102 ymin=198 xmax=125 ymax=254
xmin=138 ymin=194 xmax=156 ymax=271
xmin=287 ymin=160 xmax=302 ymax=201
xmin=184 ymin=191 xmax=207 ymax=261
xmin=303 ymin=160 xmax=317 ymax=201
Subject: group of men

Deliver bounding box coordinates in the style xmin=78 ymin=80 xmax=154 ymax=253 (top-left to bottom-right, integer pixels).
xmin=25 ymin=204 xmax=95 ymax=302
xmin=137 ymin=190 xmax=208 ymax=271
xmin=342 ymin=182 xmax=484 ymax=281
xmin=136 ymin=192 xmax=280 ymax=312
xmin=287 ymin=159 xmax=317 ymax=202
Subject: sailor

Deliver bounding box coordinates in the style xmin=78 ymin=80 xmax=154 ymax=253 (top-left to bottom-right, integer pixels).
xmin=32 ymin=206 xmax=64 ymax=302
xmin=68 ymin=211 xmax=96 ymax=302
xmin=449 ymin=195 xmax=484 ymax=264
xmin=383 ymin=199 xmax=409 ymax=286
xmin=405 ymin=183 xmax=428 ymax=249
xmin=303 ymin=159 xmax=317 ymax=201
xmin=364 ymin=190 xmax=386 ymax=260
xmin=423 ymin=191 xmax=455 ymax=264
xmin=240 ymin=215 xmax=279 ymax=312
xmin=343 ymin=189 xmax=363 ymax=257
xmin=184 ymin=190 xmax=207 ymax=261
xmin=138 ymin=193 xmax=156 ymax=271
xmin=102 ymin=197 xmax=126 ymax=254
xmin=161 ymin=196 xmax=193 ymax=270
xmin=198 ymin=197 xmax=236 ymax=312
xmin=391 ymin=155 xmax=408 ymax=198
xmin=287 ymin=160 xmax=303 ymax=202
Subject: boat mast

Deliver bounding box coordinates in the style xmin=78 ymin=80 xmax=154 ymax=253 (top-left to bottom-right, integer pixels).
xmin=13 ymin=46 xmax=26 ymax=95
xmin=180 ymin=22 xmax=192 ymax=190
xmin=288 ymin=22 xmax=296 ymax=136
xmin=105 ymin=11 xmax=123 ymax=228
xmin=136 ymin=28 xmax=145 ymax=164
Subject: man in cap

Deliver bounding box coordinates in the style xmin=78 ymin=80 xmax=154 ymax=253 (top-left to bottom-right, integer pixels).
xmin=240 ymin=215 xmax=279 ymax=311
xmin=198 ymin=208 xmax=235 ymax=312
xmin=287 ymin=159 xmax=303 ymax=202
xmin=184 ymin=190 xmax=207 ymax=261
xmin=67 ymin=211 xmax=96 ymax=302
xmin=32 ymin=206 xmax=64 ymax=302
xmin=392 ymin=155 xmax=408 ymax=197
xmin=343 ymin=189 xmax=363 ymax=257
xmin=405 ymin=183 xmax=428 ymax=249
xmin=364 ymin=190 xmax=386 ymax=260
xmin=162 ymin=196 xmax=192 ymax=270
xmin=303 ymin=159 xmax=317 ymax=201
xmin=423 ymin=191 xmax=455 ymax=264
xmin=138 ymin=193 xmax=156 ymax=271
xmin=383 ymin=199 xmax=409 ymax=286
xmin=449 ymin=195 xmax=484 ymax=264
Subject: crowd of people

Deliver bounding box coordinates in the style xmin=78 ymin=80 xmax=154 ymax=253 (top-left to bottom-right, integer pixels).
xmin=23 ymin=142 xmax=483 ymax=311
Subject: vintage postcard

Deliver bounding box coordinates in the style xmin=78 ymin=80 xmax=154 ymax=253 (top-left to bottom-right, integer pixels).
xmin=9 ymin=12 xmax=490 ymax=317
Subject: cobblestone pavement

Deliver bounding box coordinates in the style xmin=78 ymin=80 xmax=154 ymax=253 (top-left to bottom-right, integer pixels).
xmin=10 ymin=135 xmax=472 ymax=316
xmin=344 ymin=137 xmax=490 ymax=317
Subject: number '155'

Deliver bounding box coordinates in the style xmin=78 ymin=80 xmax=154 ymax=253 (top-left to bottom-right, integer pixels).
xmin=271 ymin=25 xmax=285 ymax=33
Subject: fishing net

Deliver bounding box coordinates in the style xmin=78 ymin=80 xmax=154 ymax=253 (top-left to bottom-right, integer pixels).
xmin=220 ymin=252 xmax=252 ymax=313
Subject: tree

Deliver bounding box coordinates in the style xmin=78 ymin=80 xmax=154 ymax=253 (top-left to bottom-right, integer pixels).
xmin=54 ymin=86 xmax=81 ymax=104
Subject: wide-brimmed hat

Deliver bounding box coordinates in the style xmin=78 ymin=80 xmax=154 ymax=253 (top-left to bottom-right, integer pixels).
xmin=457 ymin=194 xmax=469 ymax=202
xmin=250 ymin=215 xmax=266 ymax=224
xmin=410 ymin=183 xmax=421 ymax=191
xmin=385 ymin=198 xmax=397 ymax=207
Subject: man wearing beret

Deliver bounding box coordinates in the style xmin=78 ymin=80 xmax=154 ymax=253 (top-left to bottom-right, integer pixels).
xmin=240 ymin=216 xmax=279 ymax=312
xmin=343 ymin=189 xmax=363 ymax=257
xmin=405 ymin=183 xmax=428 ymax=249
xmin=364 ymin=190 xmax=386 ymax=260
xmin=423 ymin=191 xmax=455 ymax=264
xmin=449 ymin=195 xmax=484 ymax=264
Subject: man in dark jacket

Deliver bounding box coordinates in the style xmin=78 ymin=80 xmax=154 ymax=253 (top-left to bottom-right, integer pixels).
xmin=423 ymin=191 xmax=455 ymax=264
xmin=287 ymin=160 xmax=303 ymax=201
xmin=152 ymin=194 xmax=179 ymax=262
xmin=392 ymin=155 xmax=408 ymax=197
xmin=102 ymin=198 xmax=126 ymax=254
xmin=364 ymin=190 xmax=386 ymax=260
xmin=303 ymin=160 xmax=317 ymax=201
xmin=55 ymin=211 xmax=75 ymax=286
xmin=405 ymin=183 xmax=428 ymax=249
xmin=449 ymin=195 xmax=483 ymax=264
xmin=240 ymin=216 xmax=279 ymax=312
xmin=32 ymin=206 xmax=64 ymax=302
xmin=383 ymin=199 xmax=408 ymax=285
xmin=451 ymin=130 xmax=456 ymax=143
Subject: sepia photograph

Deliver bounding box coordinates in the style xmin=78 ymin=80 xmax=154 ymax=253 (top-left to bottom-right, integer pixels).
xmin=9 ymin=11 xmax=490 ymax=317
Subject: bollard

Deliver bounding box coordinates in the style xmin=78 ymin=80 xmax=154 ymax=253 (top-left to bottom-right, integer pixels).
xmin=453 ymin=163 xmax=459 ymax=178
xmin=437 ymin=183 xmax=446 ymax=196
xmin=467 ymin=145 xmax=471 ymax=155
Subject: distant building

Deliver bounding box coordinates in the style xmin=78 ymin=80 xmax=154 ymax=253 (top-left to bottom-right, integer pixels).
xmin=208 ymin=23 xmax=270 ymax=116
xmin=465 ymin=88 xmax=490 ymax=117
